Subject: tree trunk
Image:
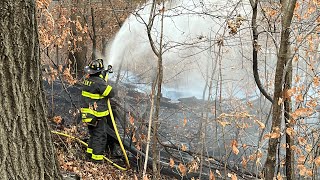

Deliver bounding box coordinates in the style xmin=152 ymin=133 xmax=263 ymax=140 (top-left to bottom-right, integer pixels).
xmin=0 ymin=0 xmax=62 ymax=179
xmin=152 ymin=1 xmax=164 ymax=178
xmin=284 ymin=59 xmax=293 ymax=180
xmin=263 ymin=0 xmax=296 ymax=179
xmin=91 ymin=7 xmax=97 ymax=60
xmin=68 ymin=11 xmax=87 ymax=77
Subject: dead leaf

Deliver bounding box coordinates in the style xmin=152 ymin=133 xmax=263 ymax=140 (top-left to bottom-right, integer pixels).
xmin=132 ymin=132 xmax=137 ymax=142
xmin=284 ymin=88 xmax=295 ymax=99
xmin=314 ymin=156 xmax=320 ymax=166
xmin=135 ymin=142 xmax=141 ymax=150
xmin=298 ymin=137 xmax=307 ymax=145
xmin=277 ymin=173 xmax=283 ymax=180
xmin=215 ymin=170 xmax=221 ymax=177
xmin=291 ymin=108 xmax=313 ymax=119
xmin=286 ymin=127 xmax=296 ymax=138
xmin=169 ymin=158 xmax=175 ymax=168
xmin=93 ymin=102 xmax=98 ymax=110
xmin=129 ymin=112 xmax=134 ymax=125
xmin=241 ymin=156 xmax=247 ymax=169
xmin=231 ymin=140 xmax=239 ymax=155
xmin=218 ymin=120 xmax=231 ymax=127
xmin=256 ymin=150 xmax=263 ymax=165
xmin=178 ymin=163 xmax=187 ymax=176
xmin=295 ymin=94 xmax=304 ymax=102
xmin=242 ymin=144 xmax=247 ymax=148
xmin=231 ymin=173 xmax=237 ymax=180
xmin=306 ymin=100 xmax=317 ymax=107
xmin=183 ymin=118 xmax=187 ymax=127
xmin=313 ymin=76 xmax=320 ymax=86
xmin=63 ymin=67 xmax=77 ymax=85
xmin=53 ymin=116 xmax=62 ymax=124
xmin=306 ymin=169 xmax=313 ymax=177
xmin=140 ymin=134 xmax=146 ymax=141
xmin=297 ymin=164 xmax=306 ymax=176
xmin=278 ymin=97 xmax=283 ymax=105
xmin=209 ymin=170 xmax=215 ymax=180
xmin=306 ymin=144 xmax=312 ymax=152
xmin=254 ymin=119 xmax=265 ymax=129
xmin=58 ymin=65 xmax=63 ymax=72
xmin=188 ymin=160 xmax=199 ymax=173
xmin=181 ymin=144 xmax=187 ymax=151
xmin=270 ymin=132 xmax=281 ymax=139
xmin=270 ymin=127 xmax=281 ymax=139
xmin=143 ymin=175 xmax=149 ymax=180
xmin=158 ymin=7 xmax=165 ymax=13
xmin=298 ymin=155 xmax=305 ymax=164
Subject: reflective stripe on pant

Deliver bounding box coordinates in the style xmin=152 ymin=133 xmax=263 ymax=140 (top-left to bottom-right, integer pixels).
xmin=92 ymin=154 xmax=104 ymax=160
xmin=87 ymin=116 xmax=116 ymax=161
xmin=86 ymin=147 xmax=93 ymax=154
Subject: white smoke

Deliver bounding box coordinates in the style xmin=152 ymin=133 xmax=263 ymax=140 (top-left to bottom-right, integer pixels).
xmin=106 ymin=0 xmax=260 ymax=100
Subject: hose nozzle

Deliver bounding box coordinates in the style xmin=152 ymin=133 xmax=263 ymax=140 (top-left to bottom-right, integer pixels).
xmin=107 ymin=65 xmax=113 ymax=73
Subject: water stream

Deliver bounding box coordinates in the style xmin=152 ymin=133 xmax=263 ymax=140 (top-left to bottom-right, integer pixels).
xmin=105 ymin=0 xmax=259 ymax=101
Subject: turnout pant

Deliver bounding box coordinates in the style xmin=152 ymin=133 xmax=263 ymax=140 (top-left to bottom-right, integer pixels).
xmin=86 ymin=115 xmax=116 ymax=161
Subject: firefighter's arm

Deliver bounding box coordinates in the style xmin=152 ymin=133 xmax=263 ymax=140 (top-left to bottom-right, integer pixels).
xmin=100 ymin=84 xmax=113 ymax=97
xmin=97 ymin=81 xmax=115 ymax=98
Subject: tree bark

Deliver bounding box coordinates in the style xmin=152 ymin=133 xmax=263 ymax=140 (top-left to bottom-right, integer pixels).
xmin=68 ymin=7 xmax=87 ymax=77
xmin=284 ymin=59 xmax=293 ymax=180
xmin=0 ymin=0 xmax=62 ymax=179
xmin=250 ymin=0 xmax=274 ymax=103
xmin=263 ymin=0 xmax=296 ymax=179
xmin=91 ymin=7 xmax=97 ymax=60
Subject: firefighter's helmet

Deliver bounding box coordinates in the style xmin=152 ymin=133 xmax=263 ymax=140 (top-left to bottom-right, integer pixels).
xmin=84 ymin=59 xmax=104 ymax=74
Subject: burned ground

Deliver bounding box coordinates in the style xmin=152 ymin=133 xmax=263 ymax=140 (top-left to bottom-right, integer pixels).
xmin=44 ymin=79 xmax=261 ymax=179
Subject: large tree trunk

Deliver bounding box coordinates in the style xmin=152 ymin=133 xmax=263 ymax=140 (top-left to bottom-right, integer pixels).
xmin=0 ymin=0 xmax=62 ymax=179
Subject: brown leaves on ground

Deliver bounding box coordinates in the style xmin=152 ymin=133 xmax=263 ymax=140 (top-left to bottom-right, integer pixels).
xmin=56 ymin=147 xmax=156 ymax=180
xmin=241 ymin=156 xmax=248 ymax=169
xmin=52 ymin=116 xmax=62 ymax=124
xmin=209 ymin=170 xmax=215 ymax=180
xmin=276 ymin=173 xmax=283 ymax=180
xmin=227 ymin=173 xmax=237 ymax=180
xmin=129 ymin=112 xmax=135 ymax=125
xmin=169 ymin=158 xmax=175 ymax=168
xmin=183 ymin=118 xmax=187 ymax=127
xmin=178 ymin=163 xmax=187 ymax=176
xmin=181 ymin=144 xmax=187 ymax=151
xmin=187 ymin=159 xmax=199 ymax=173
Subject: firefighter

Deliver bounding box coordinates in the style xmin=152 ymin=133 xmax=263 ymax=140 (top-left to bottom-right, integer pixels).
xmin=81 ymin=58 xmax=116 ymax=163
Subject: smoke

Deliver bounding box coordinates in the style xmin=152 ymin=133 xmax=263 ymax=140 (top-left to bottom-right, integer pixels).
xmin=106 ymin=0 xmax=258 ymax=100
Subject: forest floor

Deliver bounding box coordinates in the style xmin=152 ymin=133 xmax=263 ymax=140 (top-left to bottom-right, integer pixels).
xmin=44 ymin=79 xmax=187 ymax=180
xmin=44 ymin=78 xmax=256 ymax=180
